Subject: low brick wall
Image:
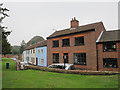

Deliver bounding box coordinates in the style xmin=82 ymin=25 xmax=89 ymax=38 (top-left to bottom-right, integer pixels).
xmin=24 ymin=65 xmax=119 ymax=75
xmin=2 ymin=54 xmax=22 ymax=60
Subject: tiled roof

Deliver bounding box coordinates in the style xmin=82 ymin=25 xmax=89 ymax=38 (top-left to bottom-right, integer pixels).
xmin=47 ymin=21 xmax=103 ymax=39
xmin=36 ymin=40 xmax=47 ymax=48
xmin=99 ymin=30 xmax=120 ymax=42
xmin=25 ymin=40 xmax=47 ymax=50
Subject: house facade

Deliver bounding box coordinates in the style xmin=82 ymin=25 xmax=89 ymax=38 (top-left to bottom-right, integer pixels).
xmin=36 ymin=40 xmax=47 ymax=67
xmin=30 ymin=48 xmax=36 ymax=65
xmin=26 ymin=44 xmax=36 ymax=65
xmin=47 ymin=17 xmax=106 ymax=71
xmin=97 ymin=30 xmax=120 ymax=72
xmin=26 ymin=49 xmax=30 ymax=63
xmin=22 ymin=50 xmax=26 ymax=62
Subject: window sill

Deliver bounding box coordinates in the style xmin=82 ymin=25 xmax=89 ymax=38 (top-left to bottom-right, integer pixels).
xmin=53 ymin=62 xmax=59 ymax=63
xmin=103 ymin=67 xmax=118 ymax=68
xmin=74 ymin=63 xmax=86 ymax=65
xmin=103 ymin=51 xmax=117 ymax=52
xmin=62 ymin=46 xmax=70 ymax=47
xmin=75 ymin=44 xmax=84 ymax=46
xmin=53 ymin=47 xmax=59 ymax=48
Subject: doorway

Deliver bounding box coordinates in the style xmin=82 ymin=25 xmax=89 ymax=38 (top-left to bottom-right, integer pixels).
xmin=36 ymin=57 xmax=38 ymax=66
xmin=63 ymin=53 xmax=69 ymax=63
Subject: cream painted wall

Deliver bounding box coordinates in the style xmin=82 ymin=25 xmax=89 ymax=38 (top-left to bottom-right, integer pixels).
xmin=29 ymin=48 xmax=36 ymax=65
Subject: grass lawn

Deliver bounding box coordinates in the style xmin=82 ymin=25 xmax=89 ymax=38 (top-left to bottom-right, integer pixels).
xmin=2 ymin=58 xmax=118 ymax=88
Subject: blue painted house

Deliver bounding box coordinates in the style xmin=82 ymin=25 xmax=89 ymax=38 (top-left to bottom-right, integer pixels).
xmin=36 ymin=40 xmax=47 ymax=67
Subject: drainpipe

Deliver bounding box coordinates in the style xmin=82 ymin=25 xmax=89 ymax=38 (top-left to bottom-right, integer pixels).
xmin=96 ymin=44 xmax=99 ymax=71
xmin=96 ymin=31 xmax=103 ymax=71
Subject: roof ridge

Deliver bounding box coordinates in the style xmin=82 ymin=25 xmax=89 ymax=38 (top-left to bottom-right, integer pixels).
xmin=57 ymin=21 xmax=103 ymax=32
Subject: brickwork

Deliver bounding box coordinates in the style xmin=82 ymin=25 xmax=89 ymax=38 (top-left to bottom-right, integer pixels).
xmin=97 ymin=42 xmax=120 ymax=72
xmin=47 ymin=31 xmax=104 ymax=71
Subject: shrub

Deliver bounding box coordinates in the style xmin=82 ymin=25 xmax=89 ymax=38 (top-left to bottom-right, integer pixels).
xmin=24 ymin=66 xmax=119 ymax=75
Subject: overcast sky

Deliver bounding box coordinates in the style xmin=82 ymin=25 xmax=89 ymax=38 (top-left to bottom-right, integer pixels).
xmin=3 ymin=2 xmax=118 ymax=46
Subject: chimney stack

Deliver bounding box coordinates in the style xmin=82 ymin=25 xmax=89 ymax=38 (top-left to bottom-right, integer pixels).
xmin=70 ymin=17 xmax=79 ymax=28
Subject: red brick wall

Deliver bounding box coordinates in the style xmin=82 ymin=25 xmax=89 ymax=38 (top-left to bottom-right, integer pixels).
xmin=97 ymin=42 xmax=120 ymax=72
xmin=47 ymin=31 xmax=98 ymax=70
xmin=95 ymin=22 xmax=106 ymax=41
xmin=2 ymin=54 xmax=22 ymax=60
xmin=47 ymin=22 xmax=106 ymax=71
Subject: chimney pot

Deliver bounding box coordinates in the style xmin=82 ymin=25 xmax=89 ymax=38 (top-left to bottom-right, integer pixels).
xmin=70 ymin=17 xmax=79 ymax=28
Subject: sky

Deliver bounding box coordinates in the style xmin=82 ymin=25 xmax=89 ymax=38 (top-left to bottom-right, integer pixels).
xmin=2 ymin=1 xmax=118 ymax=46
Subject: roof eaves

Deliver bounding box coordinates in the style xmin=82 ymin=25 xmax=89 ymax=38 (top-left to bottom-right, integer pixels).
xmin=47 ymin=29 xmax=95 ymax=39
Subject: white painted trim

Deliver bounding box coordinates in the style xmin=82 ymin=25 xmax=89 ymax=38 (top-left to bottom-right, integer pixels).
xmin=96 ymin=31 xmax=103 ymax=42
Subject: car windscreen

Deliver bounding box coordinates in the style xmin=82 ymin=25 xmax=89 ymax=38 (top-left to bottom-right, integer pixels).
xmin=48 ymin=65 xmax=66 ymax=69
xmin=68 ymin=65 xmax=76 ymax=70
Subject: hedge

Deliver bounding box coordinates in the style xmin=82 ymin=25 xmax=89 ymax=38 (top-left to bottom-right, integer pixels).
xmin=24 ymin=65 xmax=119 ymax=75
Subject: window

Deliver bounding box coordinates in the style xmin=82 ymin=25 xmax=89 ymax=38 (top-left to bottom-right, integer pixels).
xmin=38 ymin=49 xmax=40 ymax=53
xmin=75 ymin=36 xmax=84 ymax=46
xmin=53 ymin=40 xmax=59 ymax=47
xmin=74 ymin=53 xmax=86 ymax=65
xmin=31 ymin=49 xmax=32 ymax=54
xmin=39 ymin=58 xmax=41 ymax=64
xmin=41 ymin=49 xmax=43 ymax=54
xmin=26 ymin=57 xmax=29 ymax=62
xmin=53 ymin=53 xmax=59 ymax=63
xmin=103 ymin=58 xmax=118 ymax=68
xmin=62 ymin=38 xmax=70 ymax=47
xmin=41 ymin=59 xmax=44 ymax=64
xmin=33 ymin=49 xmax=35 ymax=53
xmin=103 ymin=42 xmax=116 ymax=52
xmin=27 ymin=50 xmax=30 ymax=54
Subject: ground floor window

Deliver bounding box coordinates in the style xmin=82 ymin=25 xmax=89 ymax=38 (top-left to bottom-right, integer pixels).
xmin=26 ymin=57 xmax=29 ymax=63
xmin=74 ymin=53 xmax=86 ymax=65
xmin=103 ymin=58 xmax=118 ymax=68
xmin=53 ymin=53 xmax=59 ymax=63
xmin=31 ymin=57 xmax=35 ymax=64
xmin=39 ymin=58 xmax=41 ymax=65
xmin=41 ymin=59 xmax=44 ymax=64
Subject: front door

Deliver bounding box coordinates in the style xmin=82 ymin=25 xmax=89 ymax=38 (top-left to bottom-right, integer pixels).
xmin=36 ymin=57 xmax=38 ymax=66
xmin=63 ymin=53 xmax=69 ymax=63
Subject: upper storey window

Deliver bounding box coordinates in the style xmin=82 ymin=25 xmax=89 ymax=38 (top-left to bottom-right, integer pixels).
xmin=62 ymin=38 xmax=70 ymax=47
xmin=103 ymin=42 xmax=116 ymax=52
xmin=53 ymin=40 xmax=59 ymax=47
xmin=75 ymin=36 xmax=84 ymax=46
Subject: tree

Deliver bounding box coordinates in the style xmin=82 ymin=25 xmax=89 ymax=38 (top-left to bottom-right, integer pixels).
xmin=0 ymin=3 xmax=11 ymax=55
xmin=19 ymin=40 xmax=27 ymax=54
xmin=11 ymin=46 xmax=20 ymax=55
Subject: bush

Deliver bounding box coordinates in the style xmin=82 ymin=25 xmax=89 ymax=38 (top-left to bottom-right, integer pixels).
xmin=24 ymin=65 xmax=119 ymax=75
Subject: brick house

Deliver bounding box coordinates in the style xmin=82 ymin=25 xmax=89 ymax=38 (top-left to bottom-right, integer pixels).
xmin=97 ymin=30 xmax=120 ymax=72
xmin=47 ymin=17 xmax=106 ymax=71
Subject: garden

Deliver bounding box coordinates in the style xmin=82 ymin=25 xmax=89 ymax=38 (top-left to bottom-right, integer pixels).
xmin=1 ymin=58 xmax=119 ymax=88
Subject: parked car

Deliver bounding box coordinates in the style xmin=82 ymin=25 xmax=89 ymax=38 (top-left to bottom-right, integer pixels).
xmin=20 ymin=62 xmax=28 ymax=66
xmin=11 ymin=58 xmax=17 ymax=61
xmin=20 ymin=62 xmax=28 ymax=70
xmin=47 ymin=63 xmax=76 ymax=70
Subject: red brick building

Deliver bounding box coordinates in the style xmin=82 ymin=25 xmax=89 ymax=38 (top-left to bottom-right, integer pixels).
xmin=97 ymin=30 xmax=120 ymax=72
xmin=47 ymin=17 xmax=120 ymax=71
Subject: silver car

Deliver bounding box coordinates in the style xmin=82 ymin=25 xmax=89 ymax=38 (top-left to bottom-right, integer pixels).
xmin=47 ymin=63 xmax=76 ymax=70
